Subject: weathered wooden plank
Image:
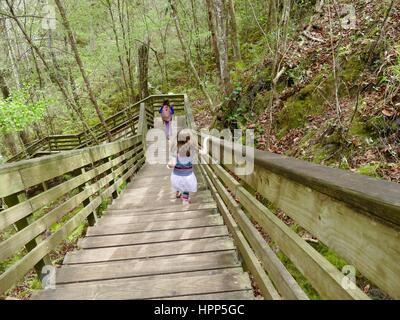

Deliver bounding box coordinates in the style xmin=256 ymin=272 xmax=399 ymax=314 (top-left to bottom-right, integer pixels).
xmin=0 ymin=196 xmax=101 ymax=295
xmin=98 ymin=210 xmax=215 ymax=225
xmin=2 ymin=135 xmax=141 ymax=191
xmin=0 ymin=154 xmax=143 ymax=294
xmin=0 ymin=168 xmax=25 ymax=198
xmin=119 ymin=189 xmax=211 ymax=201
xmin=236 ymin=186 xmax=369 ymax=300
xmin=32 ymin=268 xmax=251 ymax=300
xmin=0 ymin=151 xmax=142 ymax=261
xmin=60 ymin=251 xmax=240 ymax=284
xmin=124 ymin=175 xmax=171 ymax=186
xmin=199 ymin=164 xmax=281 ymax=300
xmin=0 ymin=145 xmax=142 ymax=232
xmin=64 ymin=236 xmax=235 ymax=265
xmin=2 ymin=193 xmax=52 ymax=279
xmin=79 ymin=225 xmax=228 ymax=249
xmin=125 ymin=183 xmax=207 ymax=193
xmin=202 ymin=163 xmax=308 ymax=300
xmin=104 ymin=208 xmax=216 ymax=218
xmin=109 ymin=195 xmax=213 ymax=210
xmin=159 ymin=290 xmax=255 ymax=300
xmin=86 ymin=215 xmax=224 ymax=236
xmin=222 ymin=162 xmax=400 ymax=299
xmin=201 ymin=135 xmax=400 ymax=298
xmin=108 ymin=200 xmax=216 ymax=213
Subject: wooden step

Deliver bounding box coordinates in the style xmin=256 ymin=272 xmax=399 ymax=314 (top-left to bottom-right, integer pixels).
xmin=78 ymin=225 xmax=229 ymax=249
xmin=109 ymin=197 xmax=214 ymax=212
xmin=104 ymin=207 xmax=217 ymax=217
xmin=159 ymin=290 xmax=255 ymax=300
xmin=125 ymin=183 xmax=208 ymax=193
xmin=86 ymin=215 xmax=223 ymax=236
xmin=127 ymin=177 xmax=207 ymax=188
xmin=59 ymin=251 xmax=240 ymax=284
xmin=116 ymin=190 xmax=213 ymax=204
xmin=32 ymin=267 xmax=251 ymax=300
xmin=108 ymin=199 xmax=216 ymax=211
xmin=65 ymin=236 xmax=235 ymax=265
xmin=98 ymin=209 xmax=217 ymax=225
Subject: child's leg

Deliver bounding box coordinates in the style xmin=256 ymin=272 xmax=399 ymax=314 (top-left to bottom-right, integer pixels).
xmin=165 ymin=121 xmax=170 ymax=139
xmin=182 ymin=192 xmax=190 ymax=203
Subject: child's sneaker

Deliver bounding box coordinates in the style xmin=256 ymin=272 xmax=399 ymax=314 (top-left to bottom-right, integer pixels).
xmin=181 ymin=193 xmax=190 ymax=204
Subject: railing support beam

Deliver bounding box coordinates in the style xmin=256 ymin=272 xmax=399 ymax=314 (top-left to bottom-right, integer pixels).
xmin=3 ymin=193 xmax=52 ymax=280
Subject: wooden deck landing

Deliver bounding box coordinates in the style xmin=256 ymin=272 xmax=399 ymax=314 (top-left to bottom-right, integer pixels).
xmin=32 ymin=117 xmax=254 ymax=300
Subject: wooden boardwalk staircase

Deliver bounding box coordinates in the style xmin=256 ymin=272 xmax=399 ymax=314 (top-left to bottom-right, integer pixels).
xmin=30 ymin=117 xmax=254 ymax=300
xmin=0 ymin=94 xmax=399 ymax=300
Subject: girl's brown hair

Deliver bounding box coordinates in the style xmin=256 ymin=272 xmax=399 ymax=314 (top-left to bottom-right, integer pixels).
xmin=177 ymin=132 xmax=191 ymax=157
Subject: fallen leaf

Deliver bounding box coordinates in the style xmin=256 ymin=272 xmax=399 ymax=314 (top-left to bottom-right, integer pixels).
xmin=382 ymin=108 xmax=396 ymax=117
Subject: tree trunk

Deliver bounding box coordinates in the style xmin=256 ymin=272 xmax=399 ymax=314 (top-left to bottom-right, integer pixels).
xmin=105 ymin=0 xmax=130 ymax=100
xmin=2 ymin=16 xmax=21 ymax=87
xmin=0 ymin=69 xmax=11 ymax=98
xmin=213 ymin=0 xmax=232 ymax=96
xmin=0 ymin=69 xmax=18 ymax=156
xmin=18 ymin=130 xmax=30 ymax=146
xmin=205 ymin=0 xmax=220 ymax=72
xmin=54 ymin=0 xmax=113 ymax=142
xmin=227 ymin=0 xmax=241 ymax=62
xmin=189 ymin=0 xmax=204 ymax=70
xmin=169 ymin=0 xmax=214 ymax=109
xmin=268 ymin=0 xmax=278 ymax=31
xmin=4 ymin=0 xmax=98 ymax=144
xmin=138 ymin=43 xmax=150 ymax=100
xmin=117 ymin=0 xmax=135 ymax=101
xmin=266 ymin=0 xmax=291 ymax=148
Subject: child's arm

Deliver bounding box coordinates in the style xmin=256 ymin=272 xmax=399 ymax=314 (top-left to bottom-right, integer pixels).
xmin=167 ymin=155 xmax=177 ymax=169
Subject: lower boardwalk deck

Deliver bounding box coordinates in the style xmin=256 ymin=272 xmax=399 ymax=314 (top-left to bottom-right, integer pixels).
xmin=32 ymin=121 xmax=254 ymax=299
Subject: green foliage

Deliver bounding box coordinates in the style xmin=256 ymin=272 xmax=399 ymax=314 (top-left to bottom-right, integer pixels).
xmin=389 ymin=45 xmax=400 ymax=81
xmin=0 ymin=85 xmax=49 ymax=134
xmin=277 ymin=74 xmax=327 ymax=137
xmin=356 ymin=163 xmax=380 ymax=177
xmin=223 ymin=85 xmax=247 ymax=127
xmin=276 ymin=250 xmax=321 ymax=300
xmin=67 ymin=223 xmax=86 ymax=242
xmin=29 ymin=277 xmax=42 ymax=290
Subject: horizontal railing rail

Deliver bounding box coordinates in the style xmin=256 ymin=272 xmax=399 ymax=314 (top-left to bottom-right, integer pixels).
xmin=183 ymin=95 xmax=400 ymax=300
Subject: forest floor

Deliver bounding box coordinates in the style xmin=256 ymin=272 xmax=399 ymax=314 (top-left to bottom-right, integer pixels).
xmin=192 ymin=1 xmax=398 ymax=300
xmin=195 ymin=1 xmax=399 ymax=183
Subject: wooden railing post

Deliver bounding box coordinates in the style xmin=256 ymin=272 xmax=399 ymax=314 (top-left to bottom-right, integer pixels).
xmin=138 ymin=102 xmax=148 ymax=151
xmin=3 ymin=192 xmax=52 ymax=280
xmin=124 ymin=109 xmax=135 ymax=136
xmin=47 ymin=137 xmax=52 ymax=151
xmin=108 ymin=156 xmax=119 ymax=200
xmin=79 ymin=166 xmax=98 ymax=226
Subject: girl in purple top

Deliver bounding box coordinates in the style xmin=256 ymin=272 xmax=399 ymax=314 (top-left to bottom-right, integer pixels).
xmin=159 ymin=99 xmax=175 ymax=140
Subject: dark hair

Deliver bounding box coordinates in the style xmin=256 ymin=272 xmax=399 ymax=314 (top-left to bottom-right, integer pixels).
xmin=163 ymin=99 xmax=170 ymax=106
xmin=177 ymin=134 xmax=191 ymax=157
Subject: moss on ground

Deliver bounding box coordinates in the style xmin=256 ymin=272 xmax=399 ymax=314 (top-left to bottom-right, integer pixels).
xmin=277 ymin=54 xmax=366 ymax=138
xmin=356 ymin=163 xmax=380 ymax=177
